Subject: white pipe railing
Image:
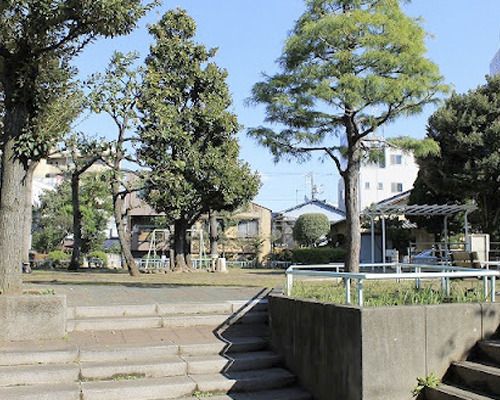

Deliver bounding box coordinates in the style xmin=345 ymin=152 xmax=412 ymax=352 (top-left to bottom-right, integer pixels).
xmin=286 ymin=263 xmax=500 ymax=306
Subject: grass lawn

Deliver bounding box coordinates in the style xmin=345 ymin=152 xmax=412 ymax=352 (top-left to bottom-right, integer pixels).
xmin=292 ymin=278 xmax=487 ymax=306
xmin=24 ymin=267 xmax=286 ymax=288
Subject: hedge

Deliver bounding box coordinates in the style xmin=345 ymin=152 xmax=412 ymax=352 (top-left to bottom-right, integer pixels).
xmin=292 ymin=247 xmax=346 ymax=264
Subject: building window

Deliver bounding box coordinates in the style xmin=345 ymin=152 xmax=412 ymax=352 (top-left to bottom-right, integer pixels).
xmin=364 ymin=182 xmax=370 ymax=190
xmin=238 ymin=219 xmax=259 ymax=238
xmin=377 ymin=182 xmax=383 ymax=190
xmin=390 ymin=154 xmax=403 ymax=165
xmin=391 ymin=182 xmax=403 ymax=193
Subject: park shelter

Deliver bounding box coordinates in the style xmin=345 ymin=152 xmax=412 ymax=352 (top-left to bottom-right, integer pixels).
xmin=362 ymin=203 xmax=478 ymax=263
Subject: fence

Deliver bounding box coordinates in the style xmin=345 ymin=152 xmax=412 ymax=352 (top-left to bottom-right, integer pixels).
xmin=286 ymin=263 xmax=500 ymax=306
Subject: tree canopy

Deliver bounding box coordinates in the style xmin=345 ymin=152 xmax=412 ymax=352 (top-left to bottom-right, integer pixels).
xmin=410 ymin=75 xmax=500 ymax=239
xmin=293 ymin=213 xmax=330 ymax=247
xmin=0 ymin=0 xmax=156 ymax=293
xmin=139 ymin=9 xmax=260 ymax=270
xmin=248 ymin=0 xmax=447 ymax=272
xmin=33 ymin=173 xmax=113 ymax=254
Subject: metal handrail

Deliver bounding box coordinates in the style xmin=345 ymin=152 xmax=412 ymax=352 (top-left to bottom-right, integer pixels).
xmin=286 ymin=263 xmax=499 ymax=306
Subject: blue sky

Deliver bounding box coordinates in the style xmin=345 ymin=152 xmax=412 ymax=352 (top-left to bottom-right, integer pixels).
xmin=74 ymin=0 xmax=500 ymax=212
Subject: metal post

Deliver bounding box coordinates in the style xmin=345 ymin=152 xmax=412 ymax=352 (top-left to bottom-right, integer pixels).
xmin=345 ymin=278 xmax=351 ymax=304
xmin=416 ymin=266 xmax=421 ymax=290
xmin=491 ymin=276 xmax=496 ymax=303
xmin=483 ymin=275 xmax=488 ymax=301
xmin=443 ymin=215 xmax=449 ymax=258
xmin=381 ymin=216 xmax=386 ymax=264
xmin=370 ymin=217 xmax=375 ymax=265
xmin=287 ymin=273 xmax=293 ymax=296
xmin=465 ymin=211 xmax=470 ymax=252
xmin=357 ymin=279 xmax=364 ymax=307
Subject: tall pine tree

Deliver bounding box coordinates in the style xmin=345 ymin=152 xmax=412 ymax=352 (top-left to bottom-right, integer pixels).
xmin=248 ymin=0 xmax=447 ymax=272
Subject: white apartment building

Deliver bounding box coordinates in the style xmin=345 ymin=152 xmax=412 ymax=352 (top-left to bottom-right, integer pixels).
xmin=338 ymin=143 xmax=419 ymax=212
xmin=490 ymin=48 xmax=500 ymax=76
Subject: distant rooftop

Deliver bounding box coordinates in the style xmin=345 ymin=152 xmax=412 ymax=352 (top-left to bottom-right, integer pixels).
xmin=275 ymin=199 xmax=345 ymax=223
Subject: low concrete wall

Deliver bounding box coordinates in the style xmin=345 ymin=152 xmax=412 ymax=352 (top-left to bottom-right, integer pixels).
xmin=269 ymin=295 xmax=500 ymax=400
xmin=0 ymin=295 xmax=66 ymax=341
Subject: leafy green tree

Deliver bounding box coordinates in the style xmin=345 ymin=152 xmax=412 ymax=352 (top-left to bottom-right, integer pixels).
xmin=0 ymin=0 xmax=155 ymax=294
xmin=293 ymin=213 xmax=330 ymax=247
xmin=86 ymin=52 xmax=143 ymax=276
xmin=63 ymin=134 xmax=109 ymax=270
xmin=411 ymin=76 xmax=500 ymax=239
xmin=22 ymin=81 xmax=84 ymax=266
xmin=248 ymin=0 xmax=447 ymax=272
xmin=33 ymin=173 xmax=113 ymax=254
xmin=139 ymin=9 xmax=260 ymax=271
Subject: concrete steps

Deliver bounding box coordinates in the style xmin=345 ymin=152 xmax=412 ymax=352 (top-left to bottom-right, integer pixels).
xmin=67 ymin=300 xmax=269 ymax=332
xmin=193 ymin=367 xmax=296 ymax=393
xmin=0 ymin=298 xmax=311 ymax=400
xmin=184 ymin=351 xmax=281 ymax=374
xmin=0 ymin=383 xmax=81 ymax=400
xmin=425 ymin=383 xmax=495 ymax=400
xmin=447 ymin=361 xmax=500 ymax=396
xmin=82 ymin=375 xmax=196 ymax=400
xmin=183 ymin=386 xmax=311 ymax=400
xmin=425 ymin=338 xmax=500 ymax=399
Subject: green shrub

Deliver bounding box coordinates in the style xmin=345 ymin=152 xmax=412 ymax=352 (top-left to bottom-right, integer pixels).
xmin=292 ymin=247 xmax=345 ymax=264
xmin=293 ymin=213 xmax=330 ymax=246
xmin=47 ymin=250 xmax=70 ymax=266
xmin=87 ymin=251 xmax=108 ymax=268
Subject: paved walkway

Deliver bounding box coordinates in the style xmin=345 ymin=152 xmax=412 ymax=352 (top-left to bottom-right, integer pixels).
xmin=27 ymin=283 xmax=267 ymax=307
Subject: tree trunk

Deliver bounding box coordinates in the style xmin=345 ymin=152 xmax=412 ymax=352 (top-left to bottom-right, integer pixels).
xmin=0 ymin=104 xmax=29 ymax=294
xmin=344 ymin=145 xmax=362 ymax=273
xmin=113 ymin=187 xmax=139 ymax=276
xmin=69 ymin=173 xmax=82 ymax=270
xmin=209 ymin=213 xmax=219 ymax=258
xmin=173 ymin=219 xmax=189 ymax=271
xmin=22 ymin=163 xmax=37 ymax=265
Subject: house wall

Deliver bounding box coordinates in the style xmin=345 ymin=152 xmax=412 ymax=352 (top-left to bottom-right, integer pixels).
xmin=126 ymin=200 xmax=272 ymax=263
xmin=209 ymin=203 xmax=272 ymax=264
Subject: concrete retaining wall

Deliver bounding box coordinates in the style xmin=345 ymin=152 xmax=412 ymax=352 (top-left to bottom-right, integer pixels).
xmin=269 ymin=295 xmax=500 ymax=400
xmin=0 ymin=295 xmax=66 ymax=341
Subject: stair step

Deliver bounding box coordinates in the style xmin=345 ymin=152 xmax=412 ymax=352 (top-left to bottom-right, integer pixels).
xmin=80 ymin=343 xmax=179 ymax=363
xmin=478 ymin=340 xmax=500 ymax=364
xmin=230 ymin=300 xmax=269 ymax=313
xmin=220 ymin=324 xmax=269 ymax=338
xmin=231 ymin=311 xmax=269 ymax=325
xmin=158 ymin=303 xmax=233 ymax=316
xmin=0 ymin=363 xmax=79 ymax=387
xmin=449 ymin=361 xmax=500 ymax=396
xmin=185 ymin=351 xmax=281 ymax=374
xmin=81 ymin=375 xmax=196 ymax=400
xmin=426 ymin=383 xmax=495 ymax=400
xmin=186 ymin=386 xmax=311 ymax=400
xmin=67 ymin=316 xmax=163 ymax=332
xmin=69 ymin=304 xmax=158 ymax=319
xmin=0 ymin=383 xmax=80 ymax=400
xmin=0 ymin=346 xmax=78 ymax=366
xmin=81 ymin=357 xmax=186 ymax=380
xmin=179 ymin=337 xmax=268 ymax=356
xmin=192 ymin=368 xmax=295 ymax=393
xmin=163 ymin=314 xmax=229 ymax=328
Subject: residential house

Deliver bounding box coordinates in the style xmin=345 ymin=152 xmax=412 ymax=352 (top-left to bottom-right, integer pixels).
xmin=273 ymin=199 xmax=346 ymax=249
xmin=123 ymin=187 xmax=273 ymax=264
